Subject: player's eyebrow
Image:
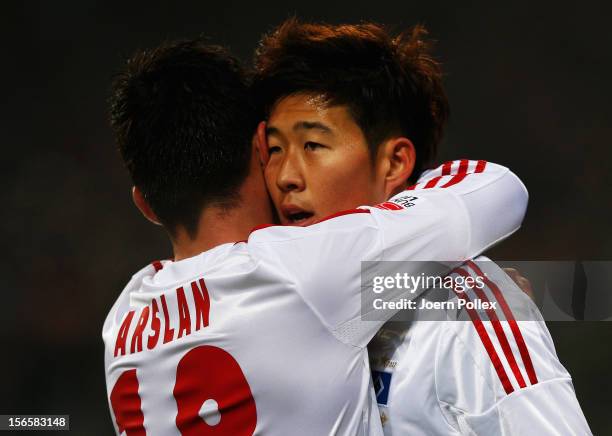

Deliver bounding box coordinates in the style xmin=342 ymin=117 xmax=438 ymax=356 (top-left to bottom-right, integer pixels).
xmin=293 ymin=121 xmax=333 ymax=134
xmin=265 ymin=121 xmax=334 ymax=140
xmin=265 ymin=125 xmax=283 ymax=138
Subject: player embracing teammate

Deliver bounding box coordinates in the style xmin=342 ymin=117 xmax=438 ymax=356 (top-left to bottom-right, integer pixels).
xmin=251 ymin=19 xmax=591 ymax=435
xmin=102 ymin=18 xmax=590 ymax=436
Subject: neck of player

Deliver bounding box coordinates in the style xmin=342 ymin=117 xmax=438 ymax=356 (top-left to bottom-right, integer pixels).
xmin=171 ymin=153 xmax=274 ymax=261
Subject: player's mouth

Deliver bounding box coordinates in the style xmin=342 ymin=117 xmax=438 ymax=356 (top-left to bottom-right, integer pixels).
xmin=281 ymin=204 xmax=316 ymax=226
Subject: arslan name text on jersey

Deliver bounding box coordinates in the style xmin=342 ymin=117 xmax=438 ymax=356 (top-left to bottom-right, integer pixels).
xmin=113 ymin=277 xmax=211 ymax=357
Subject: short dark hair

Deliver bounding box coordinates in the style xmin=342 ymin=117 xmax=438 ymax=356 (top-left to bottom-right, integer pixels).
xmin=110 ymin=38 xmax=256 ymax=237
xmin=253 ymin=19 xmax=449 ymax=182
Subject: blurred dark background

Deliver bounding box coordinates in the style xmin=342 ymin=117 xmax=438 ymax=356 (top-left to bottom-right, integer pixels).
xmin=2 ymin=1 xmax=611 ymax=434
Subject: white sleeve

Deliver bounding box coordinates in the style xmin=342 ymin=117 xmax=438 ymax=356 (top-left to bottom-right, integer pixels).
xmin=435 ymin=259 xmax=591 ymax=435
xmin=459 ymin=379 xmax=592 ymax=435
xmin=405 ymin=159 xmax=528 ymax=258
xmin=250 ymin=160 xmax=528 ymax=347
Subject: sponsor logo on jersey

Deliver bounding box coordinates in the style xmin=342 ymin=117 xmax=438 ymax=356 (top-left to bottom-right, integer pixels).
xmin=390 ymin=195 xmax=418 ymax=208
xmin=372 ymin=370 xmax=393 ymax=406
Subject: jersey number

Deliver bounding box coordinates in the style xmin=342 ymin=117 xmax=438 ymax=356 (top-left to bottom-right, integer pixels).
xmin=110 ymin=345 xmax=257 ymax=435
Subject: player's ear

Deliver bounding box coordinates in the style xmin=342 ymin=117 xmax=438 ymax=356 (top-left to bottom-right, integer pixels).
xmin=132 ymin=186 xmax=162 ymax=226
xmin=377 ymin=136 xmax=416 ymax=198
xmin=254 ymin=121 xmax=269 ymax=168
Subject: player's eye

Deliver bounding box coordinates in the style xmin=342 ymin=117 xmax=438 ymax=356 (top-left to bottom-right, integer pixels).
xmin=268 ymin=145 xmax=282 ymax=154
xmin=304 ymin=141 xmax=324 ymax=151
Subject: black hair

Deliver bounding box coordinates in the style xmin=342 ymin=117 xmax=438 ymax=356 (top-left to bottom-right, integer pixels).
xmin=254 ymin=19 xmax=449 ymax=182
xmin=110 ymin=38 xmax=257 ymax=237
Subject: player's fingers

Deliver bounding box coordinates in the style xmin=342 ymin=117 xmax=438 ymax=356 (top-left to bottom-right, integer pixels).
xmin=503 ymin=267 xmax=535 ymax=300
xmin=503 ymin=268 xmax=520 ymax=286
xmin=517 ymin=277 xmax=535 ymax=299
xmin=503 ymin=267 xmax=518 ymax=277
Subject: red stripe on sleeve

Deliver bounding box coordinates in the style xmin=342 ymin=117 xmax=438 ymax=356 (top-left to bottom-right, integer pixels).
xmin=452 ymin=283 xmax=515 ymax=394
xmin=466 ymin=261 xmax=539 ymax=385
xmin=441 ymin=161 xmax=453 ymax=175
xmin=475 ymin=160 xmax=487 ymax=173
xmin=455 ymin=268 xmax=527 ymax=388
xmin=440 ymin=173 xmax=469 ymax=188
xmin=439 ymin=159 xmax=470 ymax=188
xmin=424 ymin=176 xmax=444 ymax=189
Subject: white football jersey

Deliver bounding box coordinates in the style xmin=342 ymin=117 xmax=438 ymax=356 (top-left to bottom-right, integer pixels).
xmin=102 ymin=160 xmax=527 ymax=435
xmin=369 ymin=257 xmax=592 ymax=435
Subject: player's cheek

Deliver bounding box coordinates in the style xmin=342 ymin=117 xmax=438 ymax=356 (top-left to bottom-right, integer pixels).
xmin=316 ymin=180 xmax=352 ymax=216
xmin=263 ymin=165 xmax=283 ymax=210
xmin=263 ymin=164 xmax=277 ymax=193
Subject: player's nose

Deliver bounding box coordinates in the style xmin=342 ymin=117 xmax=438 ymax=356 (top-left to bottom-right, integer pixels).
xmin=276 ymin=153 xmax=305 ymax=193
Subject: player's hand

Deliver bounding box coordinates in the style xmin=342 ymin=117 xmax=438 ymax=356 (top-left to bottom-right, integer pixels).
xmin=503 ymin=267 xmax=535 ymax=300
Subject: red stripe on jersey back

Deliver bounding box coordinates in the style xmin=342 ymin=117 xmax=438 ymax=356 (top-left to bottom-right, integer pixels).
xmin=452 ymin=284 xmax=515 ymax=394
xmin=455 ymin=268 xmax=527 ymax=389
xmin=466 ymin=261 xmax=539 ymax=385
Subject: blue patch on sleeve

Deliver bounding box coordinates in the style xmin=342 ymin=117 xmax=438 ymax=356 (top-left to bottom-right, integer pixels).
xmin=372 ymin=370 xmax=392 ymax=406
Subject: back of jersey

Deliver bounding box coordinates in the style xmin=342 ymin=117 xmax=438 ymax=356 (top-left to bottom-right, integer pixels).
xmin=103 ymin=242 xmax=378 ymax=436
xmin=103 ymin=160 xmax=528 ymax=435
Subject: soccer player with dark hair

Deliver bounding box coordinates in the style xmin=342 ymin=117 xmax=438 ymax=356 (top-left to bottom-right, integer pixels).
xmin=110 ymin=40 xmax=267 ymax=246
xmin=254 ymin=19 xmax=591 ymax=435
xmin=103 ymin=37 xmax=526 ymax=435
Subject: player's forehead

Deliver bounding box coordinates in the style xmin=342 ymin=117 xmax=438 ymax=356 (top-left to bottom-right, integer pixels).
xmin=266 ymin=93 xmax=361 ymax=139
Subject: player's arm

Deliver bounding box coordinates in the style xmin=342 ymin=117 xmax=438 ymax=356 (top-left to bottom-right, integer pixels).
xmin=439 ymin=322 xmax=592 ymax=436
xmin=249 ymin=160 xmax=528 ymax=347
xmin=403 ymin=158 xmax=528 ymax=259
xmin=435 ymin=261 xmax=591 ymax=435
xmin=460 ymin=379 xmax=592 ymax=435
